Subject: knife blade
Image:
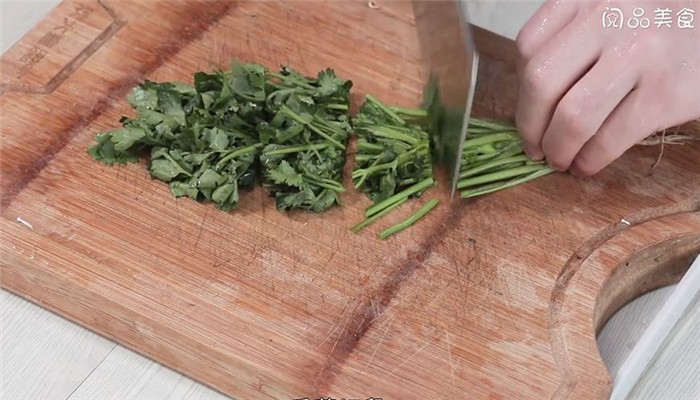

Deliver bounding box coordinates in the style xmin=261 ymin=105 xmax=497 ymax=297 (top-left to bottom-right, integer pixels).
xmin=412 ymin=0 xmax=479 ymax=199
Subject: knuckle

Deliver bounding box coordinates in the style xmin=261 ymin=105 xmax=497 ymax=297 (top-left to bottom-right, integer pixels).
xmin=515 ymin=31 xmax=532 ymax=60
xmin=521 ymin=62 xmax=555 ymax=101
xmin=574 ymin=137 xmax=613 ymax=176
xmin=642 ymin=71 xmax=673 ymax=97
xmin=542 ymin=146 xmax=568 ymax=171
xmin=541 ymin=136 xmax=571 ymax=171
xmin=549 ymin=158 xmax=570 ymax=172
xmin=572 ymin=154 xmax=600 ymax=176
xmin=558 ymin=101 xmax=590 ymax=139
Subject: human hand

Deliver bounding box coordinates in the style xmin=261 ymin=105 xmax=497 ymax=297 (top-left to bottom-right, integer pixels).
xmin=515 ymin=0 xmax=700 ymax=175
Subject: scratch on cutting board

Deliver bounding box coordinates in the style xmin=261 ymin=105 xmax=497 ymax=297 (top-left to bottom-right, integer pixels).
xmin=385 ymin=338 xmax=432 ymax=379
xmin=366 ymin=315 xmax=394 ymax=368
xmin=317 ymin=297 xmax=352 ymax=350
xmin=310 ymin=206 xmax=465 ymax=395
xmin=445 ymin=331 xmax=457 ymax=388
xmin=16 ymin=217 xmax=33 ymax=230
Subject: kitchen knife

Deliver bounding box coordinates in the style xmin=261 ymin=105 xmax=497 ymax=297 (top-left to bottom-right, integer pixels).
xmin=412 ymin=0 xmax=479 ymax=199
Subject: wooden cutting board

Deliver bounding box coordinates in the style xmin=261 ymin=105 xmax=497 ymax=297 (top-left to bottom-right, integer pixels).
xmin=2 ymin=1 xmax=699 ymax=399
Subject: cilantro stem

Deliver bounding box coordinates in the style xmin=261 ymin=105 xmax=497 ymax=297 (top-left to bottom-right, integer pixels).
xmin=263 ymin=143 xmax=330 ymax=156
xmin=303 ymin=176 xmax=345 ymax=192
xmin=460 ymin=167 xmax=554 ymax=198
xmin=365 ymin=94 xmax=406 ymax=125
xmin=351 ymin=197 xmax=407 ymax=232
xmin=352 ymin=160 xmax=398 ymax=188
xmin=461 ymin=144 xmax=523 ymax=166
xmin=307 ymin=124 xmax=345 ymax=150
xmin=355 ymin=154 xmax=378 ymax=162
xmin=379 ymin=198 xmax=440 ymax=240
xmin=365 ymin=177 xmax=434 ymax=218
xmin=353 ymin=145 xmax=427 ymax=187
xmin=280 ymin=105 xmax=345 ymax=150
xmin=468 ymin=118 xmax=516 ymax=131
xmin=215 ymin=143 xmax=263 ymax=169
xmin=356 ymin=140 xmax=384 ymax=153
xmin=362 ymin=126 xmax=419 ymax=145
xmin=463 ymin=132 xmax=519 ymax=150
xmin=326 ymin=103 xmax=349 ymax=111
xmin=279 ymin=105 xmax=313 ymax=124
xmin=457 ymin=164 xmax=547 ymax=190
xmin=266 ymin=87 xmax=304 ymax=105
xmin=389 ymin=106 xmax=428 ymax=118
xmin=458 ymin=155 xmax=530 ymax=179
xmin=268 ymin=72 xmax=315 ymax=89
xmin=304 ymin=137 xmax=324 ymax=162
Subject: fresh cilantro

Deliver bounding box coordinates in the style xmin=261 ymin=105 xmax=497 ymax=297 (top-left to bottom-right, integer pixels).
xmin=457 ymin=119 xmax=553 ymax=199
xmin=260 ymin=66 xmax=352 ymax=212
xmin=88 ymin=61 xmax=266 ymax=211
xmin=352 ymin=94 xmax=434 ymax=205
xmin=88 ymin=58 xmax=552 ymax=237
xmin=88 ymin=61 xmax=352 ymax=213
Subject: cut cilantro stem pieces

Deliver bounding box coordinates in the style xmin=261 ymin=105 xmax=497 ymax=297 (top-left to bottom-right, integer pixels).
xmin=351 ymin=197 xmax=408 ymax=233
xmin=379 ymin=198 xmax=440 ymax=240
xmin=365 ymin=94 xmax=406 ymax=125
xmin=303 ymin=175 xmax=346 ymax=192
xmin=326 ymin=103 xmax=349 ymax=111
xmin=262 ymin=143 xmax=332 ymax=156
xmin=353 ymin=95 xmax=433 ymax=208
xmin=362 ymin=125 xmax=420 ymax=145
xmin=389 ymin=106 xmax=428 ymax=118
xmin=279 ymin=105 xmax=345 ymax=150
xmin=365 ymin=177 xmax=435 ymax=218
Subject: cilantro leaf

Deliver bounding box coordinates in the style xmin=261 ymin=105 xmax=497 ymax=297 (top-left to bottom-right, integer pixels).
xmin=267 ymin=160 xmax=304 ymax=188
xmin=110 ymin=127 xmax=147 ymax=151
xmin=87 ymin=131 xmax=139 ymax=165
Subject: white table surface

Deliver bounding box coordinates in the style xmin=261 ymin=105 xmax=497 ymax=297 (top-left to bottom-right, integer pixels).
xmin=1 ymin=2 xmax=698 ymax=399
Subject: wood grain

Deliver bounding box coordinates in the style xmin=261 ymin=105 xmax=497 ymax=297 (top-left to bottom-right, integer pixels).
xmin=1 ymin=1 xmax=699 ymax=399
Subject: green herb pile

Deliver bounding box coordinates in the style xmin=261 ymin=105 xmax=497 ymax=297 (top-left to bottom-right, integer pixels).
xmin=259 ymin=67 xmax=352 ymax=212
xmin=88 ymin=62 xmax=351 ymax=213
xmin=88 ymin=60 xmax=556 ymax=240
xmin=457 ymin=119 xmax=553 ymax=199
xmin=352 ymin=95 xmax=434 ymax=203
xmin=350 ymin=95 xmax=437 ymax=235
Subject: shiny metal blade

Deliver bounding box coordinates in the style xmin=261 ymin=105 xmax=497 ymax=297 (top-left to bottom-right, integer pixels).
xmin=412 ymin=0 xmax=479 ymax=199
